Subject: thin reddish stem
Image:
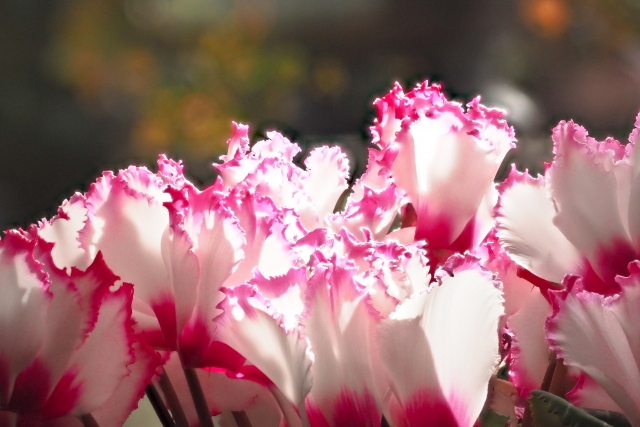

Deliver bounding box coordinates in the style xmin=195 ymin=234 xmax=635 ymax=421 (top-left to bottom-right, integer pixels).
xmin=158 ymin=367 xmax=189 ymax=427
xmin=79 ymin=414 xmax=100 ymax=427
xmin=146 ymin=383 xmax=176 ymax=427
xmin=183 ymin=367 xmax=214 ymax=427
xmin=232 ymin=411 xmax=254 ymax=427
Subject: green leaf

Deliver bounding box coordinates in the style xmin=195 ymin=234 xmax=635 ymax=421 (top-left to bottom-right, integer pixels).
xmin=582 ymin=408 xmax=632 ymax=427
xmin=478 ymin=408 xmax=510 ymax=427
xmin=528 ymin=390 xmax=613 ymax=427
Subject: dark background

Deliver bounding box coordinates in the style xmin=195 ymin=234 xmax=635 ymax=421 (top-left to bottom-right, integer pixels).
xmin=2 ymin=0 xmax=640 ymax=229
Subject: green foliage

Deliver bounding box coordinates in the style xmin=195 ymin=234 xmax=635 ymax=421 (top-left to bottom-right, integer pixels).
xmin=478 ymin=408 xmax=510 ymax=427
xmin=582 ymin=409 xmax=632 ymax=427
xmin=528 ymin=390 xmax=613 ymax=427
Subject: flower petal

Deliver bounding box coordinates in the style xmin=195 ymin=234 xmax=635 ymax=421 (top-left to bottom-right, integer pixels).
xmin=507 ymin=290 xmax=552 ymax=398
xmin=548 ymin=121 xmax=635 ymax=290
xmin=390 ymin=92 xmax=514 ymax=250
xmin=82 ymin=171 xmax=175 ymax=343
xmin=496 ymin=166 xmax=581 ymax=283
xmin=37 ymin=194 xmax=89 ymax=271
xmin=215 ymin=285 xmax=312 ymax=407
xmin=43 ymin=283 xmax=135 ymax=417
xmin=0 ymin=233 xmax=50 ymax=408
xmin=378 ymin=256 xmax=504 ymax=427
xmin=92 ymin=341 xmax=165 ymax=427
xmin=547 ymin=263 xmax=640 ymax=426
xmin=302 ymin=263 xmax=382 ymax=426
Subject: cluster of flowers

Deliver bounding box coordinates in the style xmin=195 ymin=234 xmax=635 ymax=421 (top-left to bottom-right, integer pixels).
xmin=1 ymin=80 xmax=639 ymax=427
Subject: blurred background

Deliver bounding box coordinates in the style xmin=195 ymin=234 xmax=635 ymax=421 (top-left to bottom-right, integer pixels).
xmin=2 ymin=0 xmax=640 ymax=230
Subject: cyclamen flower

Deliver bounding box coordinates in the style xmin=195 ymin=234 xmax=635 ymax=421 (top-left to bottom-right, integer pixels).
xmin=547 ymin=261 xmax=640 ymax=427
xmin=497 ymin=116 xmax=640 ymax=295
xmin=378 ymin=255 xmax=504 ymax=427
xmin=35 ymin=157 xmax=246 ymax=370
xmin=495 ymin=116 xmax=640 ymax=418
xmin=7 ymin=79 xmax=525 ymax=427
xmin=373 ymin=82 xmax=515 ymax=254
xmin=0 ymin=232 xmax=159 ymax=427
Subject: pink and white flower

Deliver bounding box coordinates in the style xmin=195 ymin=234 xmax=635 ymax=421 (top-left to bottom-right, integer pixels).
xmin=0 ymin=232 xmax=159 ymax=426
xmin=375 ymin=82 xmax=515 ymax=254
xmin=377 ymin=255 xmax=504 ymax=427
xmin=547 ymin=261 xmax=640 ymax=427
xmin=498 ymin=116 xmax=640 ymax=295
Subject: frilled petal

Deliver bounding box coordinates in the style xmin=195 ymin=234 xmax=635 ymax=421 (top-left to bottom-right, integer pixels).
xmin=92 ymin=341 xmax=164 ymax=427
xmin=222 ymin=190 xmax=275 ymax=288
xmin=215 ymin=123 xmax=257 ymax=188
xmin=82 ymin=170 xmax=175 ymax=344
xmin=0 ymin=233 xmax=50 ymax=408
xmin=331 ymin=147 xmax=402 ymax=241
xmin=390 ymin=91 xmax=514 ymax=250
xmin=371 ymin=82 xmax=406 ymax=149
xmin=301 ymin=146 xmax=350 ymax=222
xmin=507 ymin=290 xmax=551 ymax=398
xmin=36 ymin=194 xmax=89 ymax=271
xmin=378 ymin=256 xmax=504 ymax=427
xmin=215 ymin=285 xmax=312 ymax=407
xmin=547 ymin=262 xmax=640 ymax=427
xmin=627 ymin=115 xmax=640 ymax=247
xmin=548 ymin=121 xmax=635 ymax=292
xmin=567 ymin=373 xmax=623 ymax=413
xmin=370 ymin=81 xmax=447 ymax=149
xmin=496 ymin=166 xmax=581 ymax=283
xmin=302 ymin=263 xmax=382 ymax=427
xmin=165 ymin=185 xmax=245 ymax=367
xmin=42 ymin=284 xmax=135 ymax=418
xmin=368 ymin=241 xmax=431 ymax=306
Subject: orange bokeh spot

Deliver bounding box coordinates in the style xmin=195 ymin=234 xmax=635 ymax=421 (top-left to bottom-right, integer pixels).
xmin=521 ymin=0 xmax=571 ymax=38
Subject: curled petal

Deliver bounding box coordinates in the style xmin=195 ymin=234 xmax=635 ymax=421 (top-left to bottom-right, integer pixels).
xmin=507 ymin=290 xmax=551 ymax=398
xmin=496 ymin=166 xmax=581 ymax=283
xmin=378 ymin=257 xmax=504 ymax=427
xmin=43 ymin=284 xmax=135 ymax=418
xmin=302 ymin=146 xmax=350 ymax=223
xmin=302 ymin=263 xmax=382 ymax=426
xmin=164 ymin=185 xmax=245 ymax=367
xmin=37 ymin=194 xmax=89 ymax=271
xmin=548 ymin=121 xmax=635 ymax=291
xmin=215 ymin=286 xmax=312 ymax=406
xmin=0 ymin=233 xmax=50 ymax=408
xmin=82 ymin=171 xmax=174 ymax=336
xmin=547 ymin=262 xmax=640 ymax=426
xmin=389 ymin=88 xmax=514 ymax=251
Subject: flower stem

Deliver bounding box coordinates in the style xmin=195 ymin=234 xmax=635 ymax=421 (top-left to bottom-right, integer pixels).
xmin=145 ymin=383 xmax=176 ymax=427
xmin=232 ymin=411 xmax=254 ymax=427
xmin=540 ymin=352 xmax=558 ymax=392
xmin=158 ymin=367 xmax=189 ymax=427
xmin=79 ymin=414 xmax=100 ymax=427
xmin=183 ymin=367 xmax=214 ymax=427
xmin=549 ymin=357 xmax=568 ymax=397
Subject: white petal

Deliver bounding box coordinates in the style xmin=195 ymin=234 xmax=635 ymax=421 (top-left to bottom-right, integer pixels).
xmin=497 ymin=167 xmax=581 ymax=283
xmin=378 ymin=259 xmax=504 ymax=427
xmin=547 ymin=264 xmax=640 ymax=426
xmin=215 ymin=286 xmax=312 ymax=406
